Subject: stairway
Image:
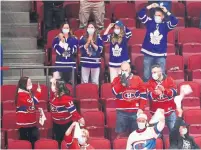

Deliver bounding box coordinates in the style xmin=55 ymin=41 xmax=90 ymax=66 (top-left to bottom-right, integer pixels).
xmin=1 ymin=1 xmax=49 ymax=85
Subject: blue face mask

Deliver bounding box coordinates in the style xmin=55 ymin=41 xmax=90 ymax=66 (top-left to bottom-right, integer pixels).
xmin=62 ymin=29 xmax=69 ymax=34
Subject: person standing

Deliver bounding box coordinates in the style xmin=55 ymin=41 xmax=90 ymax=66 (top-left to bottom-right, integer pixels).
xmin=138 ymin=3 xmax=178 ymax=82
xmin=79 ymin=22 xmax=103 ymax=85
xmin=103 ymin=21 xmax=132 ymax=82
xmin=15 ymin=77 xmax=41 ymax=148
xmin=79 ymin=0 xmax=105 ymax=30
xmin=147 ymin=64 xmax=177 ymax=131
xmin=43 ymin=1 xmax=64 ymax=41
xmin=52 ymin=22 xmax=78 ymax=84
xmin=50 ymin=79 xmax=85 ymax=145
xmin=112 ymin=62 xmax=147 ymax=138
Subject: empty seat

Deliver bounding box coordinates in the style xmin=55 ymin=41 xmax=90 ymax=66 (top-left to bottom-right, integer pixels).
xmin=171 ymin=2 xmax=185 ymax=20
xmin=8 ymin=140 xmax=32 ymax=149
xmin=194 ymin=136 xmax=201 ymax=148
xmin=192 ymin=70 xmax=201 ymax=85
xmin=65 ymin=3 xmax=80 ymax=19
xmin=101 ymin=83 xmax=115 ymax=100
xmin=66 ymin=84 xmax=74 ymax=97
xmin=105 ymin=110 xmax=117 ymax=140
xmin=120 ymin=18 xmax=136 ymax=29
xmin=105 ymin=4 xmax=113 ymax=19
xmin=2 ymin=100 xmax=16 ymax=115
xmin=82 ymin=111 xmax=105 ymax=138
xmin=1 ymin=85 xmax=17 ymax=101
xmin=113 ymin=138 xmax=127 ymax=149
xmin=88 ymin=138 xmax=111 ymax=149
xmin=133 ymin=55 xmax=144 ymax=77
xmin=156 ymin=138 xmax=163 ymax=149
xmin=113 ymin=3 xmax=135 ymax=19
xmin=74 ymin=29 xmax=85 ymax=39
xmin=69 ymin=18 xmax=79 ymax=31
xmin=34 ymin=139 xmax=58 ymax=149
xmin=187 ymin=2 xmax=201 ymax=27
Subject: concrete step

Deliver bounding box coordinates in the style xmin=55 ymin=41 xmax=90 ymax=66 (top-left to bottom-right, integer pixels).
xmin=1 ymin=1 xmax=31 ymax=12
xmin=1 ymin=37 xmax=37 ymax=50
xmin=3 ymin=50 xmax=45 ymax=64
xmin=3 ymin=63 xmax=45 ymax=77
xmin=3 ymin=76 xmax=52 ymax=85
xmin=1 ymin=11 xmax=30 ymax=24
xmin=1 ymin=23 xmax=38 ymax=37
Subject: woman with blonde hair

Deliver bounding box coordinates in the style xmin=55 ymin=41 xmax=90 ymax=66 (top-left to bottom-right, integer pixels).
xmin=103 ymin=20 xmax=132 ymax=82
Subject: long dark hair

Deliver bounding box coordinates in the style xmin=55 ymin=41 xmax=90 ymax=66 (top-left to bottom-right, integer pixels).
xmin=55 ymin=79 xmax=70 ymax=98
xmin=84 ymin=22 xmax=98 ymax=43
xmin=15 ymin=77 xmax=29 ymax=105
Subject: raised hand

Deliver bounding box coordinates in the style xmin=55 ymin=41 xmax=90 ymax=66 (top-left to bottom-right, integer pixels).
xmin=58 ymin=33 xmax=65 ymax=43
xmin=37 ymin=82 xmax=41 ymax=93
xmin=160 ymin=6 xmax=168 ymax=13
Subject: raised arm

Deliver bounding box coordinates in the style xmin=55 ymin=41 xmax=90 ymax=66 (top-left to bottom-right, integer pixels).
xmin=102 ymin=23 xmax=114 ymax=42
xmin=52 ymin=35 xmax=65 ymax=56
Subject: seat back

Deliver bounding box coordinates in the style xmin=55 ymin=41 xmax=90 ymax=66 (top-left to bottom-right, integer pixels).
xmin=88 ymin=138 xmax=111 ymax=149
xmin=34 ymin=139 xmax=59 ymax=149
xmin=1 ymin=85 xmax=17 ymax=101
xmin=166 ymin=55 xmax=184 ymax=71
xmin=8 ymin=140 xmax=32 ymax=149
xmin=113 ymin=3 xmax=135 ymax=19
xmin=76 ymin=83 xmax=99 ymax=99
xmin=183 ymin=109 xmax=201 ymax=124
xmin=2 ymin=112 xmax=17 ymax=129
xmin=188 ymin=54 xmax=201 ymax=71
xmin=101 ymin=83 xmax=115 ymax=100
xmin=113 ymin=138 xmax=127 ymax=149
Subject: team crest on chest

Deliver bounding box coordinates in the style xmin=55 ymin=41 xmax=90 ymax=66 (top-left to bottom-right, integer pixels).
xmin=112 ymin=44 xmax=122 ymax=57
xmin=50 ymin=104 xmax=57 ymax=112
xmin=150 ymin=28 xmax=163 ymax=45
xmin=122 ymin=90 xmax=137 ymax=100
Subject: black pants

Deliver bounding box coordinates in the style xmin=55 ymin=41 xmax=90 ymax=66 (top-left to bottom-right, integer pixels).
xmin=61 ymin=71 xmax=77 ymax=85
xmin=53 ymin=121 xmax=73 ymax=145
xmin=19 ymin=126 xmax=39 ymax=148
xmin=44 ymin=4 xmax=64 ymax=41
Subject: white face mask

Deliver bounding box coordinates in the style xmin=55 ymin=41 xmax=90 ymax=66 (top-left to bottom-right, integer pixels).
xmin=114 ymin=29 xmax=120 ymax=35
xmin=121 ymin=71 xmax=129 ymax=78
xmin=51 ymin=85 xmax=56 ymax=93
xmin=181 ymin=128 xmax=188 ymax=135
xmin=137 ymin=122 xmax=146 ymax=130
xmin=27 ymin=84 xmax=32 ymax=90
xmin=78 ymin=136 xmax=86 ymax=145
xmin=87 ymin=28 xmax=95 ymax=35
xmin=62 ymin=28 xmax=69 ymax=34
xmin=154 ymin=16 xmax=162 ymax=24
xmin=152 ymin=73 xmax=160 ymax=80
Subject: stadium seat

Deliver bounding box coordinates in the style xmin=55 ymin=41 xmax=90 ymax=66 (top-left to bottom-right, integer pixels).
xmin=133 ymin=55 xmax=144 ymax=78
xmin=69 ymin=18 xmax=79 ymax=31
xmin=194 ymin=136 xmax=201 ymax=148
xmin=8 ymin=140 xmax=32 ymax=149
xmin=64 ymin=3 xmax=80 ymax=19
xmin=1 ymin=129 xmax=7 ymax=149
xmin=184 ymin=109 xmax=201 ymax=137
xmin=32 ymin=84 xmax=48 ymax=101
xmin=88 ymin=138 xmax=111 ymax=149
xmin=105 ymin=110 xmax=117 ymax=140
xmin=113 ymin=3 xmax=135 ymax=19
xmin=104 ymin=18 xmax=111 ymax=28
xmin=105 ymin=3 xmax=113 ymax=19
xmin=120 ymin=18 xmax=136 ymax=29
xmin=1 ymin=85 xmax=17 ymax=101
xmin=34 ymin=139 xmax=59 ymax=149
xmin=61 ymin=140 xmax=67 ymax=149
xmin=113 ymin=138 xmax=127 ymax=149
xmin=101 ymin=83 xmax=115 ymax=100
xmin=74 ymin=29 xmax=85 ymax=39
xmin=135 ymin=1 xmax=148 ymax=14
xmin=156 ymin=138 xmax=163 ymax=149
xmin=82 ymin=111 xmax=105 ymax=138
xmin=182 ymin=43 xmax=201 ymax=65
xmin=164 ymin=136 xmax=170 ymax=149
xmin=2 ymin=100 xmax=16 ymax=115
xmin=36 ymin=112 xmax=53 ymax=139
xmin=186 ymin=2 xmax=201 ymax=27
xmin=66 ymin=84 xmax=74 ymax=97
xmin=192 ymin=70 xmax=201 ymax=86
xmin=171 ymin=2 xmax=185 ymax=28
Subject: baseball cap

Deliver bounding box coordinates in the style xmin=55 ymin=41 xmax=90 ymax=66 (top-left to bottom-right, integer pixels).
xmin=137 ymin=113 xmax=148 ymax=120
xmin=115 ymin=20 xmax=124 ymax=28
xmin=180 ymin=120 xmax=189 ymax=127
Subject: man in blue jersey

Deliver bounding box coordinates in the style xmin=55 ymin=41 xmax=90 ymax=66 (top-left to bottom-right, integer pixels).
xmin=138 ymin=3 xmax=178 ymax=82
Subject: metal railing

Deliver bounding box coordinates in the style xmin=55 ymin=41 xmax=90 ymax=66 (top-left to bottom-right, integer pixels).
xmin=3 ymin=66 xmax=75 ymax=100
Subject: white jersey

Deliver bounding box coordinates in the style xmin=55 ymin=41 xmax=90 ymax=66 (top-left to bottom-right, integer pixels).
xmin=126 ymin=125 xmax=161 ymax=150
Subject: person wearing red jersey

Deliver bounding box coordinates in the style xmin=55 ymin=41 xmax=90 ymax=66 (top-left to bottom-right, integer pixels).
xmin=147 ymin=64 xmax=177 ymax=131
xmin=112 ymin=61 xmax=147 ymax=137
xmin=64 ymin=122 xmax=94 ymax=149
xmin=15 ymin=77 xmax=41 ymax=147
xmin=50 ymin=79 xmax=85 ymax=145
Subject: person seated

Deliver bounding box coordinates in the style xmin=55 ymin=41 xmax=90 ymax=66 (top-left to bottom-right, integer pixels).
xmin=126 ymin=108 xmax=165 ymax=150
xmin=64 ymin=122 xmax=94 ymax=149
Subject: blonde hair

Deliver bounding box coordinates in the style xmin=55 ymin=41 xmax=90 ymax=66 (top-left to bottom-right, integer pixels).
xmin=111 ymin=28 xmax=125 ymax=45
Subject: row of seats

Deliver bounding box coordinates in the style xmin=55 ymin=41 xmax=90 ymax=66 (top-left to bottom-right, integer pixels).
xmin=1 ymin=109 xmax=201 ymax=149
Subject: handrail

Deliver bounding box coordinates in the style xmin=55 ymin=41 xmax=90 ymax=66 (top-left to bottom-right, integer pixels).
xmin=2 ymin=65 xmax=75 ymax=100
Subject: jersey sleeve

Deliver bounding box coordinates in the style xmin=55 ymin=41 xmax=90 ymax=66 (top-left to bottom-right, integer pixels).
xmin=79 ymin=36 xmax=87 ymax=55
xmin=64 ymin=134 xmax=73 ymax=147
xmin=147 ymin=80 xmax=160 ymax=100
xmin=125 ymin=27 xmax=132 ymax=41
xmin=96 ymin=35 xmax=103 ymax=54
xmin=163 ymin=77 xmax=177 ymax=98
xmin=137 ymin=77 xmax=148 ymax=110
xmin=32 ymin=90 xmax=41 ymax=105
xmin=137 ymin=8 xmax=152 ymax=26
xmin=71 ymin=37 xmax=78 ymax=54
xmin=126 ymin=133 xmax=133 ymax=150
xmin=102 ymin=34 xmax=111 ymax=42
xmin=52 ymin=37 xmax=65 ymax=56
xmin=111 ymin=77 xmax=125 ymax=96
xmin=166 ymin=14 xmax=178 ymax=31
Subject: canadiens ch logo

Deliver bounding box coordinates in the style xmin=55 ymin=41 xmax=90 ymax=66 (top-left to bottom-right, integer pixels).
xmin=132 ymin=141 xmax=146 ymax=149
xmin=122 ymin=90 xmax=136 ymax=100
xmin=50 ymin=104 xmax=57 ymax=112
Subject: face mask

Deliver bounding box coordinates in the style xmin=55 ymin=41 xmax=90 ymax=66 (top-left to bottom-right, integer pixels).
xmin=51 ymin=85 xmax=56 ymax=93
xmin=27 ymin=84 xmax=32 ymax=90
xmin=154 ymin=16 xmax=162 ymax=24
xmin=78 ymin=136 xmax=86 ymax=145
xmin=62 ymin=29 xmax=69 ymax=34
xmin=114 ymin=29 xmax=120 ymax=35
xmin=138 ymin=122 xmax=146 ymax=130
xmin=152 ymin=73 xmax=160 ymax=80
xmin=121 ymin=71 xmax=129 ymax=78
xmin=181 ymin=128 xmax=188 ymax=135
xmin=87 ymin=28 xmax=95 ymax=35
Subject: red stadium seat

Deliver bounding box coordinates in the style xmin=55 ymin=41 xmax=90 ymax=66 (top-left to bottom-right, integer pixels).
xmin=66 ymin=84 xmax=74 ymax=97
xmin=113 ymin=3 xmax=135 ymax=19
xmin=88 ymin=138 xmax=111 ymax=149
xmin=104 ymin=18 xmax=111 ymax=28
xmin=171 ymin=2 xmax=185 ymax=18
xmin=8 ymin=140 xmax=32 ymax=149
xmin=61 ymin=140 xmax=67 ymax=150
xmin=105 ymin=110 xmax=117 ymax=140
xmin=1 ymin=129 xmax=7 ymax=149
xmin=105 ymin=4 xmax=113 ymax=19
xmin=133 ymin=55 xmax=144 ymax=78
xmin=113 ymin=138 xmax=127 ymax=149
xmin=74 ymin=29 xmax=85 ymax=39
xmin=36 ymin=112 xmax=53 ymax=139
xmin=129 ymin=29 xmax=146 ymax=46
xmin=156 ymin=138 xmax=163 ymax=149
xmin=194 ymin=136 xmax=201 ymax=148
xmin=182 ymin=43 xmax=201 ymax=65
xmin=164 ymin=137 xmax=170 ymax=149
xmin=120 ymin=18 xmax=136 ymax=29
xmin=32 ymin=84 xmax=48 ymax=101
xmin=65 ymin=3 xmax=80 ymax=19
xmin=167 ymin=71 xmax=185 ymax=85
xmin=182 ymin=97 xmax=201 ymax=110
xmin=135 ymin=1 xmax=148 ymax=13
xmin=192 ymin=70 xmax=201 ymax=86
xmin=2 ymin=100 xmax=16 ymax=115
xmin=82 ymin=111 xmax=105 ymax=138
xmin=34 ymin=139 xmax=58 ymax=149
xmin=189 ymin=125 xmax=201 ymax=137
xmin=187 ymin=2 xmax=201 ymax=27
xmin=101 ymin=83 xmax=115 ymax=100
xmin=69 ymin=18 xmax=79 ymax=31
xmin=1 ymin=85 xmax=17 ymax=101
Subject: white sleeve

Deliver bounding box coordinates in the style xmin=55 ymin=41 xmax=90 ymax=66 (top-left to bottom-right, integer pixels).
xmin=126 ymin=134 xmax=133 ymax=150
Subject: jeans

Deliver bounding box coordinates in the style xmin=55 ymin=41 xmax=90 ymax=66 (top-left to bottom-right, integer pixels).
xmin=115 ymin=110 xmax=138 ymax=134
xmin=143 ymin=54 xmax=166 ymax=82
xmin=165 ymin=111 xmax=177 ymax=131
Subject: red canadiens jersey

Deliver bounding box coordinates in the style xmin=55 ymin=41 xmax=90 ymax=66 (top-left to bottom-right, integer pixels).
xmin=112 ymin=75 xmax=147 ymax=112
xmin=50 ymin=95 xmax=82 ymax=124
xmin=147 ymin=76 xmax=177 ymax=116
xmin=64 ymin=134 xmax=94 ymax=149
xmin=16 ymin=89 xmax=41 ymax=128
